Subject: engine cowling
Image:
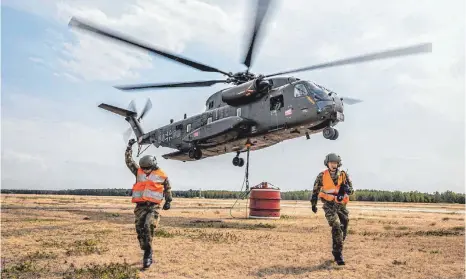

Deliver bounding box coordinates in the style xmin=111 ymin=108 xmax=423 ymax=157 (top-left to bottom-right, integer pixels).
xmin=221 ymin=78 xmax=272 ymax=106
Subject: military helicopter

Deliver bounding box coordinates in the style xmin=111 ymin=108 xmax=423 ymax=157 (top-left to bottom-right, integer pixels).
xmin=68 ymin=0 xmax=432 ymax=166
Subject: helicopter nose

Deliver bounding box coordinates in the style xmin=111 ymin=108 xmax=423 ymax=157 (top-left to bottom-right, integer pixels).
xmin=317 ymin=99 xmax=344 ymax=122
xmin=334 ymin=97 xmax=344 ymax=113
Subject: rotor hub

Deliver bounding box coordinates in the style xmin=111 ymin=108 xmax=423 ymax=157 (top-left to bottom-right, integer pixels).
xmin=228 ymin=71 xmax=257 ymax=85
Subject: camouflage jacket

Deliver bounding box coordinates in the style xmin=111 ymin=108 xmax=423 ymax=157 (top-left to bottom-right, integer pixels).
xmin=310 ymin=169 xmax=354 ymax=206
xmin=125 ymin=146 xmax=173 ymax=203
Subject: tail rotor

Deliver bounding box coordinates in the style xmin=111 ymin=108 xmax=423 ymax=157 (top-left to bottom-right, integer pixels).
xmin=123 ymin=127 xmax=133 ymax=143
xmin=121 ymin=98 xmax=152 ymax=143
xmin=138 ymin=98 xmax=152 ymax=122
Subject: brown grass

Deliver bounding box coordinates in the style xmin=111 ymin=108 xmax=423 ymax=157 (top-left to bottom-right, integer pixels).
xmin=1 ymin=194 xmax=465 ymax=279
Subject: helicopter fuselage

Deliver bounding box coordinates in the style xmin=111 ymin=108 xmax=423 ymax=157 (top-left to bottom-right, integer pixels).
xmin=136 ymin=76 xmax=344 ymax=162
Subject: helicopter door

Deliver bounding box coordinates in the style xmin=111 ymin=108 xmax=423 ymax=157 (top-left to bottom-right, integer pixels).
xmin=268 ymin=93 xmax=286 ymax=131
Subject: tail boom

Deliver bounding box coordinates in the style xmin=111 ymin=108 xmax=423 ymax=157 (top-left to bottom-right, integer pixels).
xmin=98 ymin=103 xmax=145 ymax=140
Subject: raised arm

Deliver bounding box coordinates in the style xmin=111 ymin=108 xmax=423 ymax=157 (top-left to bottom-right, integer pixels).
xmin=125 ymin=139 xmax=139 ymax=177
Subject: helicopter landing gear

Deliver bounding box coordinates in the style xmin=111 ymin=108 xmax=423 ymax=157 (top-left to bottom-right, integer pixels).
xmin=188 ymin=147 xmax=202 ymax=160
xmin=323 ymin=127 xmax=339 ymax=140
xmin=232 ymin=152 xmax=245 ymax=167
xmin=331 ymin=129 xmax=339 ymax=140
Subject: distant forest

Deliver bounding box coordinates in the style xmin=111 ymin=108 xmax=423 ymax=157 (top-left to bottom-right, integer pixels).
xmin=1 ymin=188 xmax=464 ymax=204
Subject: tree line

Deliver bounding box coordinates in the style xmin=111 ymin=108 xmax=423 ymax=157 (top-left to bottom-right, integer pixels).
xmin=1 ymin=188 xmax=464 ymax=204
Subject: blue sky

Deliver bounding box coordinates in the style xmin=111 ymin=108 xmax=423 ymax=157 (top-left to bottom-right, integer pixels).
xmin=1 ymin=1 xmax=464 ymax=193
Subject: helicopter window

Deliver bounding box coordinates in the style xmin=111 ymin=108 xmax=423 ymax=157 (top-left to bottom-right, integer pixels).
xmin=186 ymin=123 xmax=191 ymax=133
xmin=175 ymin=124 xmax=183 ymax=130
xmin=294 ymin=83 xmax=308 ymax=98
xmin=305 ymin=82 xmax=331 ymax=101
xmin=270 ymin=95 xmax=284 ymax=111
xmin=208 ymin=101 xmax=214 ymax=109
xmin=207 ymin=117 xmax=212 ymax=124
xmin=236 ymin=108 xmax=241 ymax=117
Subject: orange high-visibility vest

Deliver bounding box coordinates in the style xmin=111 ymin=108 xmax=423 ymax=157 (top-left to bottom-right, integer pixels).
xmin=318 ymin=169 xmax=349 ymax=204
xmin=131 ymin=168 xmax=167 ymax=204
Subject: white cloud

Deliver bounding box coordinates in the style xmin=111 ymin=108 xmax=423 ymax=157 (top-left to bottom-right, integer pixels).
xmin=2 ymin=0 xmax=464 ymax=193
xmin=29 ymin=57 xmax=45 ymax=64
xmin=2 ymin=150 xmax=48 ymax=170
xmin=51 ymin=0 xmax=245 ymax=81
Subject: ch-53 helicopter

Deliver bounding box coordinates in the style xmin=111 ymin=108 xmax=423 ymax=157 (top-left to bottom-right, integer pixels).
xmin=68 ymin=0 xmax=432 ymax=167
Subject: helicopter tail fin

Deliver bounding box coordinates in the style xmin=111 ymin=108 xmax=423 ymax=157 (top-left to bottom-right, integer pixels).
xmin=98 ymin=102 xmax=145 ymax=141
xmin=98 ymin=103 xmax=138 ymax=117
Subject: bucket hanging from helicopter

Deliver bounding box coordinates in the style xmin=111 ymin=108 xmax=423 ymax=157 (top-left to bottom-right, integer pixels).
xmin=248 ymin=182 xmax=281 ymax=219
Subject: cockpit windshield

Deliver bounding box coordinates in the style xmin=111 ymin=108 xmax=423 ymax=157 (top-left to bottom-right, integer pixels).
xmin=305 ymin=81 xmax=331 ymax=101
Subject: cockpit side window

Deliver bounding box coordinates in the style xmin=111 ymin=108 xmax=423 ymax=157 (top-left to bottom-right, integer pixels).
xmin=305 ymin=82 xmax=331 ymax=101
xmin=294 ymin=83 xmax=308 ymax=98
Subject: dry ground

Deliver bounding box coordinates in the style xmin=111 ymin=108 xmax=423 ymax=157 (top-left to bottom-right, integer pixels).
xmin=1 ymin=194 xmax=465 ymax=279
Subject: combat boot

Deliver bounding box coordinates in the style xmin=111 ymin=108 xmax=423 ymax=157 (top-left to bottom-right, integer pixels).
xmin=143 ymin=248 xmax=153 ymax=269
xmin=332 ymin=251 xmax=345 ymax=265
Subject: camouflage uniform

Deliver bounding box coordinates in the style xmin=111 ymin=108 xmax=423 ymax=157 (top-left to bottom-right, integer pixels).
xmin=125 ymin=147 xmax=172 ymax=252
xmin=311 ymin=169 xmax=354 ymax=255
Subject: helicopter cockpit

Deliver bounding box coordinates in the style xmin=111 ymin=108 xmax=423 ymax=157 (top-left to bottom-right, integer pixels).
xmin=307 ymin=81 xmax=333 ymax=101
xmin=294 ymin=81 xmax=332 ymax=101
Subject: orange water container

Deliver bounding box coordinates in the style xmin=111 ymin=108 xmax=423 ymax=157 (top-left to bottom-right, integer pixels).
xmin=248 ymin=182 xmax=281 ymax=219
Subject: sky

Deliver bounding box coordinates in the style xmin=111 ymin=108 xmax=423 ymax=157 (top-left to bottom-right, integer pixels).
xmin=1 ymin=0 xmax=465 ymax=193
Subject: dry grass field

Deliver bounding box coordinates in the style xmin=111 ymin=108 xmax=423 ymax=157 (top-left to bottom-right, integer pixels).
xmin=1 ymin=194 xmax=465 ymax=279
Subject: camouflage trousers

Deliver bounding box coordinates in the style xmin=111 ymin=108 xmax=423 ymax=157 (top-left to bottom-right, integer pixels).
xmin=322 ymin=200 xmax=349 ymax=254
xmin=134 ymin=202 xmax=161 ymax=251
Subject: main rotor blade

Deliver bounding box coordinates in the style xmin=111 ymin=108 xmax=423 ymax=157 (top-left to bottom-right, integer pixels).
xmin=138 ymin=98 xmax=152 ymax=121
xmin=68 ymin=17 xmax=232 ymax=76
xmin=265 ymin=43 xmax=432 ymax=78
xmin=114 ymin=80 xmax=229 ymax=91
xmin=243 ymin=0 xmax=272 ymax=70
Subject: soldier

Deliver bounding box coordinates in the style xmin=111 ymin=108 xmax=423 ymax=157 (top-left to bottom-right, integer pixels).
xmin=126 ymin=138 xmax=172 ymax=269
xmin=310 ymin=153 xmax=354 ymax=265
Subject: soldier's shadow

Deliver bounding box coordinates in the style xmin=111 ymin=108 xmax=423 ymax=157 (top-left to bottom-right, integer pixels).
xmin=253 ymin=260 xmax=336 ymax=277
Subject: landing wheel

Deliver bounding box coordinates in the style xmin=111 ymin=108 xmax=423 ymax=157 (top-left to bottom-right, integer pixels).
xmin=238 ymin=158 xmax=244 ymax=167
xmin=330 ymin=129 xmax=339 ymax=140
xmin=193 ymin=149 xmax=202 ymax=160
xmin=232 ymin=157 xmax=240 ymax=166
xmin=323 ymin=127 xmax=336 ymax=139
xmin=189 ymin=148 xmax=202 ymax=160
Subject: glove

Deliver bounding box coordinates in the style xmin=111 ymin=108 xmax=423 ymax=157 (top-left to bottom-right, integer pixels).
xmin=128 ymin=139 xmax=136 ymax=147
xmin=162 ymin=202 xmax=170 ymax=210
xmin=337 ymin=184 xmax=349 ymax=202
xmin=343 ymin=184 xmax=351 ymax=195
xmin=312 ymin=205 xmax=317 ymax=213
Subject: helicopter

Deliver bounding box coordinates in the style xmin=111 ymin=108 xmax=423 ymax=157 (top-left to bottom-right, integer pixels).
xmin=68 ymin=0 xmax=432 ymax=167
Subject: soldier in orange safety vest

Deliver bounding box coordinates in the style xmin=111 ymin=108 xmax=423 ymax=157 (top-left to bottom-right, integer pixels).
xmin=310 ymin=153 xmax=354 ymax=265
xmin=126 ymin=139 xmax=172 ymax=269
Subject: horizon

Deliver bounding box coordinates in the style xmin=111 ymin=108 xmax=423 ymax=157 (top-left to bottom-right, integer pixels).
xmin=2 ymin=187 xmax=464 ymax=195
